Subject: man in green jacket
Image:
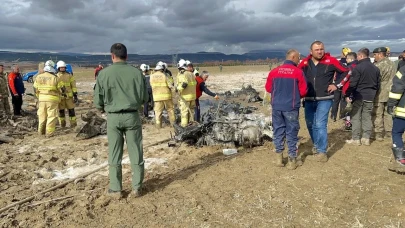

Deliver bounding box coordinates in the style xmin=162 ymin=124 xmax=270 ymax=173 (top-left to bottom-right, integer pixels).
xmin=93 ymin=43 xmax=149 ymax=199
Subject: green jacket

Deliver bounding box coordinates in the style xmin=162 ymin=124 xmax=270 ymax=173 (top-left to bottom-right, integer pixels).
xmin=0 ymin=72 xmax=8 ymax=97
xmin=93 ymin=62 xmax=149 ymax=113
xmin=375 ymin=57 xmax=396 ymax=103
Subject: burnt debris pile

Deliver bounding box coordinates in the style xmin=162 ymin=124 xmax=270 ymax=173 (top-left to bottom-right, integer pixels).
xmin=173 ymin=99 xmax=272 ymax=148
xmin=221 ymin=84 xmax=263 ymax=103
xmin=0 ymin=112 xmax=38 ymax=143
xmin=76 ymin=111 xmax=107 ymax=139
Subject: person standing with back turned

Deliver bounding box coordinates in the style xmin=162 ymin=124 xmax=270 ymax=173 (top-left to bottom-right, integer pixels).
xmin=93 ymin=43 xmax=149 ymax=199
xmin=265 ymin=49 xmax=307 ymax=170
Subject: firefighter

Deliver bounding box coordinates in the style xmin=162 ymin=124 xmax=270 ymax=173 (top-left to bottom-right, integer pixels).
xmin=176 ymin=59 xmax=197 ymax=127
xmin=387 ymin=66 xmax=405 ymax=166
xmin=150 ymin=61 xmax=175 ymax=128
xmin=56 ymin=60 xmax=78 ymax=128
xmin=33 ymin=60 xmax=64 ymax=137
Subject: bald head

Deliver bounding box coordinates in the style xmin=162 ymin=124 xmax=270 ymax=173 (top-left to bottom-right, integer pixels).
xmin=286 ymin=49 xmax=300 ymax=65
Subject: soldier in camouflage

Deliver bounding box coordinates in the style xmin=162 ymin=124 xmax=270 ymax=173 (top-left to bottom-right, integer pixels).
xmin=372 ymin=47 xmax=397 ymax=140
xmin=0 ymin=64 xmax=11 ymax=118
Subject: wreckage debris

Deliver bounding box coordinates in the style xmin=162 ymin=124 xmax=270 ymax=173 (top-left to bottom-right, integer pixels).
xmin=221 ymin=84 xmax=263 ymax=103
xmin=76 ymin=111 xmax=107 ymax=139
xmin=0 ymin=112 xmax=38 ymax=143
xmin=173 ymin=99 xmax=272 ymax=148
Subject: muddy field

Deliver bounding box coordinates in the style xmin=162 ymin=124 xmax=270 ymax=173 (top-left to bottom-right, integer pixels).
xmin=1 ymin=65 xmax=405 ymax=227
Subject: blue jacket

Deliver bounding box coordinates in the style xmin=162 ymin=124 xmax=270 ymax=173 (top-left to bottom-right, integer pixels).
xmin=265 ymin=60 xmax=308 ymax=111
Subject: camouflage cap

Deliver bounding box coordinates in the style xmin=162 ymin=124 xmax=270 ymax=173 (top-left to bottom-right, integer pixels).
xmin=373 ymin=47 xmax=387 ymax=53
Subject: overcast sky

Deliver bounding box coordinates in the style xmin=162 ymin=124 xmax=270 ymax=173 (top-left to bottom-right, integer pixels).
xmin=0 ymin=0 xmax=404 ymax=55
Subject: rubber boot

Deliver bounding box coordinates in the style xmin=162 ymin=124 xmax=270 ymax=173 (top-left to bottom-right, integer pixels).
xmin=156 ymin=122 xmax=162 ymax=129
xmin=59 ymin=119 xmax=66 ymax=128
xmin=392 ymin=147 xmax=405 ymax=166
xmin=275 ymin=153 xmax=284 ymax=167
xmin=286 ymin=157 xmax=297 ymax=170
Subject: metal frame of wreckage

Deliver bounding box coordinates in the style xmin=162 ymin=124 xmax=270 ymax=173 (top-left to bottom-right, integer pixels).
xmin=172 ymin=99 xmax=273 ymax=148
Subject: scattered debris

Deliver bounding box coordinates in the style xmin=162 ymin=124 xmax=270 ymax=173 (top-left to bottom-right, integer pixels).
xmin=76 ymin=111 xmax=107 ymax=139
xmin=0 ymin=112 xmax=38 ymax=143
xmin=221 ymin=84 xmax=263 ymax=103
xmin=173 ymin=99 xmax=272 ymax=148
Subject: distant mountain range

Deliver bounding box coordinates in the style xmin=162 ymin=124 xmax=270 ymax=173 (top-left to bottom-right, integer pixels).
xmin=1 ymin=49 xmax=401 ymax=66
xmin=0 ymin=50 xmax=289 ymax=66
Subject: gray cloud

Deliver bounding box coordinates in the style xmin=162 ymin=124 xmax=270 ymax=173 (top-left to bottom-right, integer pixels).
xmin=0 ymin=0 xmax=404 ymax=56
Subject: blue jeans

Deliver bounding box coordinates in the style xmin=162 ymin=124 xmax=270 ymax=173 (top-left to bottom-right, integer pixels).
xmin=392 ymin=117 xmax=405 ymax=149
xmin=304 ymin=100 xmax=333 ymax=153
xmin=272 ymin=110 xmax=300 ymax=158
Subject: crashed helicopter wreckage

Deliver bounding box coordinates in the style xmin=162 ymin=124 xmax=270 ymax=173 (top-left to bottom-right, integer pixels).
xmin=173 ymin=99 xmax=273 ymax=148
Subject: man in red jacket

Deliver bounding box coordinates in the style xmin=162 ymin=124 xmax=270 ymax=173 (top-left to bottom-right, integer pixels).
xmin=8 ymin=64 xmax=25 ymax=116
xmin=195 ymin=70 xmax=219 ymax=122
xmin=265 ymin=49 xmax=307 ymax=169
xmin=336 ymin=52 xmax=358 ymax=131
xmin=298 ymin=41 xmax=349 ymax=162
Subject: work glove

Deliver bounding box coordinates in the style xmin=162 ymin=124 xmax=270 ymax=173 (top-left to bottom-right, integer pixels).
xmin=73 ymin=92 xmax=78 ymax=103
xmin=214 ymin=95 xmax=219 ymax=100
xmin=181 ymin=82 xmax=188 ymax=89
xmin=387 ymin=106 xmax=394 ymax=115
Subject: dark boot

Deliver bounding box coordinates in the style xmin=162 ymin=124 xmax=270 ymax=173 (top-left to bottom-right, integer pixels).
xmin=286 ymin=157 xmax=297 ymax=170
xmin=392 ymin=148 xmax=405 ymax=166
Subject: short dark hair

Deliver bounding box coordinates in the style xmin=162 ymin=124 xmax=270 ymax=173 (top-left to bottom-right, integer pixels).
xmin=358 ymin=48 xmax=370 ymax=57
xmin=110 ymin=43 xmax=127 ymax=60
xmin=0 ymin=64 xmax=3 ymax=67
xmin=310 ymin=41 xmax=323 ymax=49
xmin=346 ymin=52 xmax=357 ymax=59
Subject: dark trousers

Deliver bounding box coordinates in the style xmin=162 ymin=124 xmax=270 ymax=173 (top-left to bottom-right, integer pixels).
xmin=392 ymin=117 xmax=405 ymax=149
xmin=194 ymin=99 xmax=200 ymax=122
xmin=143 ymin=89 xmax=153 ymax=117
xmin=272 ymin=109 xmax=300 ymax=158
xmin=11 ymin=95 xmax=23 ymax=115
xmin=331 ymin=90 xmax=347 ymax=120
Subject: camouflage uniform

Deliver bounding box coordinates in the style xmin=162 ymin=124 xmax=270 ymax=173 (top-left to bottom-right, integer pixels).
xmin=373 ymin=57 xmax=396 ymax=139
xmin=0 ymin=72 xmax=10 ymax=118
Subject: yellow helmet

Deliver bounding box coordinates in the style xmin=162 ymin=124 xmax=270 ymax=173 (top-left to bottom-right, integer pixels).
xmin=386 ymin=47 xmax=390 ymax=52
xmin=342 ymin=47 xmax=352 ymax=56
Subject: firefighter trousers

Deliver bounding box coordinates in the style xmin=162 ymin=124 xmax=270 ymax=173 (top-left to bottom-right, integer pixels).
xmin=37 ymin=101 xmax=59 ymax=136
xmin=179 ymin=99 xmax=195 ymax=127
xmin=154 ymin=100 xmax=175 ymax=127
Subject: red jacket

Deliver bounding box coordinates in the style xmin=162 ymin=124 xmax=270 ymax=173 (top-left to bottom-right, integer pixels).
xmin=265 ymin=60 xmax=307 ymax=111
xmin=336 ymin=61 xmax=358 ymax=95
xmin=195 ymin=76 xmax=204 ymax=98
xmin=95 ymin=67 xmax=103 ymax=79
xmin=8 ymin=72 xmax=24 ymax=95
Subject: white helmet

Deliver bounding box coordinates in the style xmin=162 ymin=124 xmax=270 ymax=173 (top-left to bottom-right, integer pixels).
xmin=185 ymin=60 xmax=192 ymax=66
xmin=193 ymin=69 xmax=199 ymax=75
xmin=140 ymin=64 xmax=150 ymax=72
xmin=45 ymin=60 xmax=55 ymax=67
xmin=157 ymin=61 xmax=166 ymax=70
xmin=155 ymin=61 xmax=165 ymax=70
xmin=177 ymin=59 xmax=187 ymax=69
xmin=56 ymin=60 xmax=66 ymax=69
xmin=44 ymin=65 xmax=56 ymax=73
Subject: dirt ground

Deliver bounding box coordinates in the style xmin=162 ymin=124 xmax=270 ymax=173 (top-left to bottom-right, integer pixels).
xmin=1 ymin=65 xmax=405 ymax=227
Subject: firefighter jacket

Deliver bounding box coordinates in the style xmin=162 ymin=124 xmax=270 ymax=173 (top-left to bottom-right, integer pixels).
xmin=150 ymin=70 xmax=172 ymax=101
xmin=57 ymin=71 xmax=77 ymax=98
xmin=375 ymin=57 xmax=396 ymax=103
xmin=388 ymin=67 xmax=405 ymax=118
xmin=34 ymin=72 xmax=64 ymax=102
xmin=176 ymin=70 xmax=197 ymax=101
